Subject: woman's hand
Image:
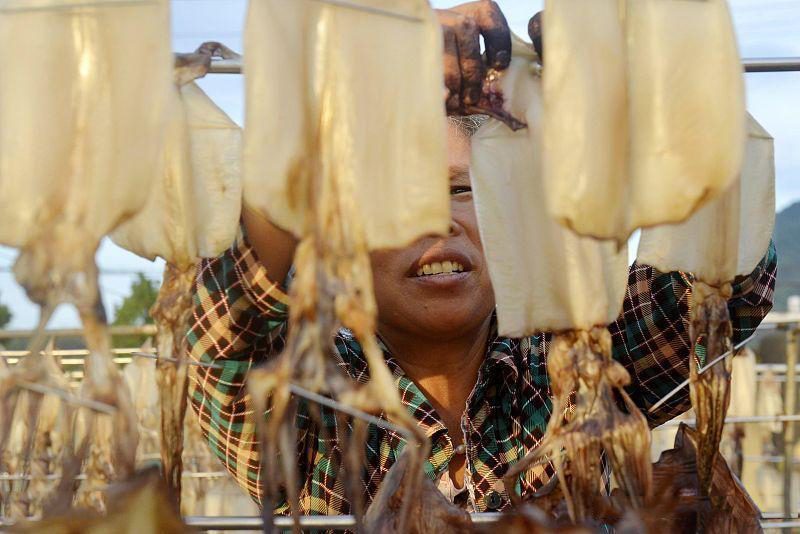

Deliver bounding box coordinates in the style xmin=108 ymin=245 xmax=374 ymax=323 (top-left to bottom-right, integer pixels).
xmin=435 ymin=1 xmax=511 ymax=114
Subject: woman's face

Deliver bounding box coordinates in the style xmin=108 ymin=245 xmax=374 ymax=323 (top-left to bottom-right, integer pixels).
xmin=370 ymin=123 xmax=495 ymax=342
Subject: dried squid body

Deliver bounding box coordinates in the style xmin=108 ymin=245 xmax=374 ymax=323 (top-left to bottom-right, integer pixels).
xmin=0 ymin=0 xmax=172 ymax=320
xmin=243 ymin=0 xmax=449 ymax=249
xmin=113 ymin=73 xmax=242 ymax=506
xmin=73 ymin=315 xmax=140 ymax=513
xmin=471 ymin=35 xmax=650 ymax=519
xmin=636 ymin=115 xmax=775 ymax=502
xmin=542 ymin=0 xmax=745 ymax=243
xmin=111 ymin=80 xmax=242 ymax=267
xmin=505 ymin=329 xmax=651 ymax=521
xmin=0 ymin=342 xmax=75 ymax=519
xmin=243 ymin=0 xmax=447 ymax=529
xmin=470 ymin=36 xmax=628 ymax=342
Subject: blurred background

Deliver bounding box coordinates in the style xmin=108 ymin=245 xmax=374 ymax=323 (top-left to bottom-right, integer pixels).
xmin=0 ymin=0 xmax=798 ymax=525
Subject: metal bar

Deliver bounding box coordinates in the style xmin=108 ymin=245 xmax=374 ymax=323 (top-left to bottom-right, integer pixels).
xmin=130 ymin=351 xmax=222 ymax=369
xmin=208 ymin=58 xmax=240 ymax=75
xmin=185 ymin=512 xmax=503 ymax=530
xmin=13 ymin=379 xmax=116 ymax=415
xmin=0 ymin=0 xmax=154 ymax=13
xmin=288 ymin=383 xmax=413 ymax=441
xmin=785 ymin=328 xmax=798 ymax=520
xmin=207 ymin=58 xmax=242 ymax=74
xmin=762 ymin=521 xmax=800 ymax=529
xmin=0 ymin=513 xmax=794 ymax=530
xmin=659 ymin=414 xmax=800 ymax=427
xmin=0 ymin=471 xmax=228 ymax=481
xmin=745 ymin=455 xmax=800 ymax=465
xmin=764 ymin=313 xmax=800 ymax=325
xmin=207 ymin=57 xmax=800 ymax=76
xmin=308 ymin=0 xmax=423 ymax=23
xmin=648 ymin=332 xmax=756 ymax=414
xmin=1 ymin=348 xmax=145 ymax=357
xmin=744 ymin=57 xmax=800 ymax=73
xmin=0 ymin=324 xmax=156 ymax=340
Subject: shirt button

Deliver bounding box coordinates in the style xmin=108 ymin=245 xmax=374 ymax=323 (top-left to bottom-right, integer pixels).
xmin=454 ymin=444 xmax=466 ymax=455
xmin=485 ymin=490 xmax=503 ymax=510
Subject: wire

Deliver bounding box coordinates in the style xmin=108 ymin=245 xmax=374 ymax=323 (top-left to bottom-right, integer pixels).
xmin=0 ymin=266 xmax=160 ymax=277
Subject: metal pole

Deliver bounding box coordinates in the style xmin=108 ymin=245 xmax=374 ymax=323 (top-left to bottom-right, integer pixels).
xmin=206 ymin=57 xmax=800 ymax=75
xmin=2 ymin=513 xmax=799 ymax=530
xmin=659 ymin=414 xmax=800 ymax=427
xmin=0 ymin=324 xmax=156 ymax=340
xmin=744 ymin=57 xmax=800 ymax=73
xmin=784 ymin=328 xmax=798 ymax=520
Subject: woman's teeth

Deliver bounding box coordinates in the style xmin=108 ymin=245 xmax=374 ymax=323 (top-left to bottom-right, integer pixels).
xmin=416 ymin=261 xmax=465 ymax=277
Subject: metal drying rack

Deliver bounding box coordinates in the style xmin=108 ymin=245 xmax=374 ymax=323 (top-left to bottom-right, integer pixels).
xmin=207 ymin=56 xmax=800 ymax=75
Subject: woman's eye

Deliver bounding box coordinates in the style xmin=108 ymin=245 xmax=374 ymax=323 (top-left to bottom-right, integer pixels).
xmin=450 ymin=186 xmax=472 ymax=195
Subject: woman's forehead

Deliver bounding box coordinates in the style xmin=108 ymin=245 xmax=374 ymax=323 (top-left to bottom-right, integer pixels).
xmin=446 ymin=125 xmax=472 ymax=169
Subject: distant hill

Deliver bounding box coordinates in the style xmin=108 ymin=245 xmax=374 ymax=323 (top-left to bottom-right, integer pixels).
xmin=774 ymin=201 xmax=800 ymax=311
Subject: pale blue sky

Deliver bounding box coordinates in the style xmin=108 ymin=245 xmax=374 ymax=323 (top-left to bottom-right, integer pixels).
xmin=1 ymin=0 xmax=798 ymax=330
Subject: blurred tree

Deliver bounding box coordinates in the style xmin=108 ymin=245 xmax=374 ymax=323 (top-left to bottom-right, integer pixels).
xmin=113 ymin=273 xmax=159 ymax=348
xmin=0 ymin=292 xmax=11 ymax=330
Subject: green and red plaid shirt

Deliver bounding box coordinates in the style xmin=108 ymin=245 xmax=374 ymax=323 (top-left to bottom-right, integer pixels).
xmin=187 ymin=228 xmax=776 ymax=515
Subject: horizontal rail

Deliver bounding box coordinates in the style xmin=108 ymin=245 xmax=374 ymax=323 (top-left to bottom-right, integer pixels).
xmin=0 ymin=471 xmax=228 ymax=481
xmin=659 ymin=414 xmax=800 ymax=427
xmin=186 ymin=513 xmax=506 ymax=529
xmin=763 ymin=521 xmax=800 ymax=530
xmin=763 ymin=312 xmax=800 ymax=325
xmin=744 ymin=57 xmax=800 ymax=73
xmin=1 ymin=512 xmax=797 ymax=530
xmin=0 ymin=324 xmax=156 ymax=340
xmin=147 ymin=514 xmax=800 ymax=530
xmin=206 ymin=57 xmax=800 ymax=75
xmin=744 ymin=455 xmax=800 ymax=465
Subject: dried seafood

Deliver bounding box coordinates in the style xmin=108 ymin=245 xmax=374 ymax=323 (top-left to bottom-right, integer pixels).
xmin=3 ymin=343 xmax=73 ymax=519
xmin=619 ymin=423 xmax=762 ymax=532
xmin=470 ymin=505 xmax=593 ymax=534
xmin=487 ymin=423 xmax=761 ymax=532
xmin=636 ymin=115 xmax=775 ymax=504
xmin=470 ymin=35 xmax=648 ymax=520
xmin=112 ymin=43 xmax=242 ymax=506
xmin=0 ymin=0 xmax=171 ymax=335
xmin=73 ymin=316 xmax=140 ymax=513
xmin=10 ymin=468 xmax=188 ymax=534
xmin=542 ymin=0 xmax=745 ymax=243
xmin=246 ymin=174 xmax=432 ymax=531
xmin=122 ymin=342 xmax=160 ymax=465
xmin=363 ymin=450 xmax=472 ymax=533
xmin=0 ymin=0 xmax=172 ymax=512
xmin=243 ymin=0 xmax=449 ymax=249
xmin=243 ymin=0 xmax=451 ymax=531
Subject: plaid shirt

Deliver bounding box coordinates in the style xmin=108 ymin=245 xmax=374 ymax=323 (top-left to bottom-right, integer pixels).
xmin=187 ymin=229 xmax=776 ymax=515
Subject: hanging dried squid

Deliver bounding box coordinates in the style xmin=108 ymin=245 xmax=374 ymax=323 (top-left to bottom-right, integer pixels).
xmin=2 ymin=343 xmax=62 ymax=518
xmin=243 ymin=0 xmax=449 ymax=529
xmin=636 ymin=115 xmax=775 ymax=505
xmin=0 ymin=0 xmax=172 ymax=512
xmin=542 ymin=0 xmax=745 ymax=243
xmin=470 ymin=35 xmax=649 ymax=521
xmin=111 ymin=44 xmax=242 ymax=507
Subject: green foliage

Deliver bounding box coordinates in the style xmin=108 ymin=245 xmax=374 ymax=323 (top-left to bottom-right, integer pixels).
xmin=775 ymin=201 xmax=800 ymax=311
xmin=112 ymin=273 xmax=159 ymax=348
xmin=0 ymin=293 xmax=11 ymax=330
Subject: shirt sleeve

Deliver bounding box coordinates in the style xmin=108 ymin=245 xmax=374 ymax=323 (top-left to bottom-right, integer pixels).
xmin=609 ymin=241 xmax=777 ymax=428
xmin=186 ymin=224 xmax=290 ymax=503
